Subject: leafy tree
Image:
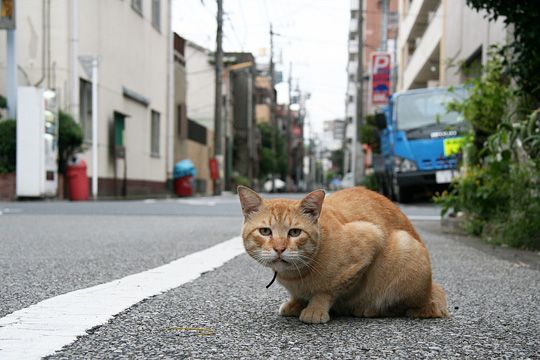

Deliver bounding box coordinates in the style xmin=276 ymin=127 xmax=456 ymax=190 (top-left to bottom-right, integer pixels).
xmin=330 ymin=149 xmax=344 ymax=176
xmin=359 ymin=114 xmax=381 ymax=153
xmin=447 ymin=52 xmax=512 ymax=152
xmin=58 ymin=111 xmax=83 ymax=173
xmin=0 ymin=119 xmax=16 ymax=173
xmin=257 ymin=122 xmax=287 ymax=179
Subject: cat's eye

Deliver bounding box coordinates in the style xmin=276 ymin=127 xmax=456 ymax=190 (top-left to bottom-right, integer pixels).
xmin=259 ymin=227 xmax=272 ymax=236
xmin=288 ymin=228 xmax=302 ymax=237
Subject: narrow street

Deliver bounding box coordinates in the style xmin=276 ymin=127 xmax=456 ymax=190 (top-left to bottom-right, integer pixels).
xmin=1 ymin=195 xmax=538 ymax=359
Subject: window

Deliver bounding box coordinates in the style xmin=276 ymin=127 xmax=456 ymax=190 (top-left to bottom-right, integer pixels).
xmin=188 ymin=119 xmax=207 ymax=145
xmin=151 ymin=110 xmax=160 ymax=157
xmin=131 ymin=0 xmax=143 ymax=15
xmin=113 ymin=112 xmax=126 ymax=158
xmin=151 ymin=0 xmax=160 ymax=31
xmin=79 ymin=79 xmax=92 ymax=142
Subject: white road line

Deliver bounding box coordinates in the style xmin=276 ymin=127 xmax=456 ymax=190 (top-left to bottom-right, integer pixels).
xmin=0 ymin=236 xmax=245 ymax=360
xmin=408 ymin=215 xmax=441 ymax=221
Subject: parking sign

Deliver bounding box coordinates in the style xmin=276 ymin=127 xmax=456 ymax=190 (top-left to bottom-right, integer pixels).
xmin=370 ymin=52 xmax=391 ymax=106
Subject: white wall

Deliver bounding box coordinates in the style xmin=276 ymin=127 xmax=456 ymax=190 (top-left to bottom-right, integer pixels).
xmin=0 ymin=0 xmax=170 ymax=185
xmin=442 ymin=0 xmax=507 ymax=86
xmin=185 ymin=41 xmax=215 ymax=131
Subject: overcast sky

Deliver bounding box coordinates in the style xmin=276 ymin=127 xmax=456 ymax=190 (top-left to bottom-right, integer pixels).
xmin=172 ymin=0 xmax=350 ymax=135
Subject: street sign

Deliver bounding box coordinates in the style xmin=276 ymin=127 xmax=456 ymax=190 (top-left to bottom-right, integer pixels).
xmin=370 ymin=52 xmax=391 ymax=106
xmin=0 ymin=0 xmax=15 ymax=30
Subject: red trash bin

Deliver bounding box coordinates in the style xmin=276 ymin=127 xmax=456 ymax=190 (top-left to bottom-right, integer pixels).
xmin=66 ymin=159 xmax=89 ymax=201
xmin=174 ymin=175 xmax=193 ymax=197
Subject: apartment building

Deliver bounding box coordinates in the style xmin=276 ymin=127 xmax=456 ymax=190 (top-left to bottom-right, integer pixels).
xmin=344 ymin=0 xmax=397 ymax=175
xmin=397 ymin=0 xmax=507 ymax=91
xmin=179 ymin=39 xmax=215 ymax=195
xmin=0 ymin=0 xmax=173 ymax=197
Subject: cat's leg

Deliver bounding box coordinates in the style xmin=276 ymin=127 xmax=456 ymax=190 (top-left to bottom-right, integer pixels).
xmin=406 ymin=282 xmax=449 ymax=318
xmin=357 ymin=230 xmax=438 ymax=317
xmin=380 ymin=230 xmax=450 ymax=317
xmin=279 ymin=297 xmax=307 ymax=317
xmin=299 ymin=293 xmax=333 ymax=324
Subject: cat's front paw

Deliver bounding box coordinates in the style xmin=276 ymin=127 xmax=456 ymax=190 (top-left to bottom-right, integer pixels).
xmin=279 ymin=299 xmax=306 ymax=317
xmin=299 ymin=307 xmax=330 ymax=324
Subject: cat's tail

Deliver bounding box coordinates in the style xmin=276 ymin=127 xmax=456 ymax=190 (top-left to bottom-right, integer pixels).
xmin=407 ymin=282 xmax=449 ymax=318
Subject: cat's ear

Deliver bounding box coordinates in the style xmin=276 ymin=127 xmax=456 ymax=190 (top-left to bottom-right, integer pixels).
xmin=300 ymin=189 xmax=325 ymax=222
xmin=237 ymin=186 xmax=263 ymax=218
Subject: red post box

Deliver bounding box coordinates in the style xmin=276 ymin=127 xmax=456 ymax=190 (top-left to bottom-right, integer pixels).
xmin=66 ymin=159 xmax=89 ymax=201
xmin=174 ymin=176 xmax=193 ymax=197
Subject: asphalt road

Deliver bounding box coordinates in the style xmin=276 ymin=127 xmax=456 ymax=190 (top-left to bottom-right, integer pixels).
xmin=1 ymin=193 xmax=539 ymax=359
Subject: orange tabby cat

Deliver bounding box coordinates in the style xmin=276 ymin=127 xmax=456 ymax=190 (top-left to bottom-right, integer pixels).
xmin=238 ymin=186 xmax=449 ymax=324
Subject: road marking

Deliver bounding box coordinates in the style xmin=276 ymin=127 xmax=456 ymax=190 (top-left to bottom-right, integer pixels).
xmin=408 ymin=215 xmax=440 ymax=221
xmin=0 ymin=236 xmax=245 ymax=359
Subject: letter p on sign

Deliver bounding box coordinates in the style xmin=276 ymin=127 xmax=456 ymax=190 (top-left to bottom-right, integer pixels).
xmin=373 ymin=54 xmax=390 ymax=73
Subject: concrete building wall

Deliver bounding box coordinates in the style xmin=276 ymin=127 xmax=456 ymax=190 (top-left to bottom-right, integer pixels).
xmin=397 ymin=0 xmax=508 ymax=91
xmin=185 ymin=136 xmax=213 ymax=195
xmin=0 ymin=0 xmax=171 ymax=196
xmin=185 ymin=41 xmax=215 ymax=132
xmin=345 ymin=0 xmax=397 ymax=175
xmin=441 ymin=0 xmax=507 ymax=86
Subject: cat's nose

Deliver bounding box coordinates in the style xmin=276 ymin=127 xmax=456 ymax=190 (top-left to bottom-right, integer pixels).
xmin=273 ymin=245 xmax=286 ymax=255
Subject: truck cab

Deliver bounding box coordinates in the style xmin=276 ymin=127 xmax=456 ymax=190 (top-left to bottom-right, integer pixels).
xmin=375 ymin=87 xmax=468 ymax=202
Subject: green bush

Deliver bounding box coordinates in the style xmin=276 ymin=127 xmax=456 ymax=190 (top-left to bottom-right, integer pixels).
xmin=447 ymin=52 xmax=512 ymax=150
xmin=58 ymin=111 xmax=83 ymax=173
xmin=360 ymin=173 xmax=378 ymax=192
xmin=0 ymin=119 xmax=16 ymax=173
xmin=359 ymin=114 xmax=381 ymax=153
xmin=435 ymin=109 xmax=540 ymax=249
xmin=436 ymin=47 xmax=540 ymax=249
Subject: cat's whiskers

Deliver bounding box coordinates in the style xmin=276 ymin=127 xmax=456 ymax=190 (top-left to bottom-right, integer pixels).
xmin=296 ymin=253 xmax=324 ymax=277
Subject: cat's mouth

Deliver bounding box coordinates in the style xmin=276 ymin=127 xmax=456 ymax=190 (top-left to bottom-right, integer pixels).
xmin=272 ymin=258 xmax=289 ymax=264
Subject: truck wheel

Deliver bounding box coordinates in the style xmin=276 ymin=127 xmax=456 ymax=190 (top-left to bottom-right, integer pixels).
xmin=392 ymin=177 xmax=411 ymax=203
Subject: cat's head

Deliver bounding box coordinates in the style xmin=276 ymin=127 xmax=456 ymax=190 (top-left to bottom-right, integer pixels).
xmin=237 ymin=186 xmax=325 ymax=273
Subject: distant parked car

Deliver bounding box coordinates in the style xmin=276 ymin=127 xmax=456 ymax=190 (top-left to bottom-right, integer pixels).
xmin=263 ymin=178 xmax=286 ymax=193
xmin=342 ymin=172 xmax=354 ymax=188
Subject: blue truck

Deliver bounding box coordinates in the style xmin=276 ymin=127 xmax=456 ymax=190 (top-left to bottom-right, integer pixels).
xmin=373 ymin=87 xmax=468 ymax=202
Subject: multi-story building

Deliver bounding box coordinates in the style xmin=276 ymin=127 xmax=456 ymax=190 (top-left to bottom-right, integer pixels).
xmin=224 ymin=52 xmax=258 ymax=189
xmin=344 ymin=0 xmax=398 ymax=176
xmin=0 ymin=0 xmax=173 ymax=197
xmin=322 ymin=119 xmax=346 ymax=153
xmin=397 ymin=0 xmax=507 ymax=91
xmin=174 ymin=35 xmax=214 ymax=195
xmin=254 ymin=75 xmax=272 ymax=125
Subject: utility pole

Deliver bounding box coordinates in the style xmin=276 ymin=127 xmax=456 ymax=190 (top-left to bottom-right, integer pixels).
xmin=91 ymin=58 xmax=99 ymax=200
xmin=213 ymin=0 xmax=224 ymax=195
xmin=78 ymin=55 xmax=100 ymax=199
xmin=380 ymin=0 xmax=388 ymax=52
xmin=353 ymin=0 xmax=365 ymax=185
xmin=70 ymin=0 xmax=79 ymax=121
xmin=3 ymin=0 xmax=17 ymax=119
xmin=269 ymin=23 xmax=276 ymax=192
xmin=286 ymin=62 xmax=293 ymax=192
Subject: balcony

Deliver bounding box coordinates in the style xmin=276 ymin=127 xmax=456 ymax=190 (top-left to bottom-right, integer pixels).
xmin=402 ymin=4 xmax=442 ymax=89
xmin=349 ymin=18 xmax=358 ymax=33
xmin=398 ymin=0 xmax=441 ymax=51
xmin=347 ymin=60 xmax=358 ymax=75
xmin=349 ymin=40 xmax=359 ymax=54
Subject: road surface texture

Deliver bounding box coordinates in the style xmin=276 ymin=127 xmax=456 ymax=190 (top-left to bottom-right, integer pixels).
xmin=0 ymin=193 xmax=538 ymax=359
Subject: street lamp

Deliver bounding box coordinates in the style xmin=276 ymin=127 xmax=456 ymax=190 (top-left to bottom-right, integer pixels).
xmin=78 ymin=55 xmax=100 ymax=200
